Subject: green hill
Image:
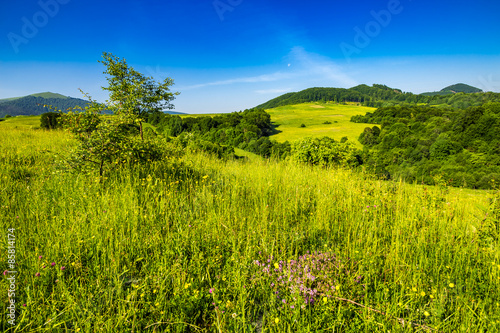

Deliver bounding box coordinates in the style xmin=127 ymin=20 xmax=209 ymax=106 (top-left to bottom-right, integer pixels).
xmin=421 ymin=83 xmax=483 ymax=96
xmin=0 ymin=92 xmax=90 ymax=118
xmin=29 ymin=92 xmax=71 ymax=99
xmin=441 ymin=83 xmax=483 ymax=94
xmin=257 ymin=83 xmax=491 ymax=109
xmin=351 ymin=102 xmax=500 ymax=189
xmin=0 ymin=92 xmax=187 ymax=118
xmin=256 ymin=84 xmax=413 ymax=109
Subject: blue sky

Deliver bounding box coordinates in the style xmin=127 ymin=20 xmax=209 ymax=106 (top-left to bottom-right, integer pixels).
xmin=1 ymin=0 xmax=500 ymax=113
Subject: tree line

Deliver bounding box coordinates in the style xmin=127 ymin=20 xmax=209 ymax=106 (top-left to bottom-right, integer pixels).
xmin=147 ymin=108 xmax=290 ymax=159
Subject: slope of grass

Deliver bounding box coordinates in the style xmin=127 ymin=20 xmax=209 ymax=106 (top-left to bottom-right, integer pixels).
xmin=29 ymin=92 xmax=70 ymax=99
xmin=1 ymin=123 xmax=499 ymax=332
xmin=0 ymin=96 xmax=22 ymax=103
xmin=0 ymin=115 xmax=41 ymax=129
xmin=266 ymin=102 xmax=376 ymax=146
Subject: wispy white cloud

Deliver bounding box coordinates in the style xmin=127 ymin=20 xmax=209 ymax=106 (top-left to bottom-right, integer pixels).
xmin=179 ymin=72 xmax=293 ymax=90
xmin=255 ymin=88 xmax=292 ymax=94
xmin=178 ymin=47 xmax=358 ymax=93
xmin=288 ymin=46 xmax=358 ymax=87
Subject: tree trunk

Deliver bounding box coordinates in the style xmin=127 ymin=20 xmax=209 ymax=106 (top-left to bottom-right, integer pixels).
xmin=140 ymin=121 xmax=144 ymax=141
xmin=99 ymin=158 xmax=104 ymax=182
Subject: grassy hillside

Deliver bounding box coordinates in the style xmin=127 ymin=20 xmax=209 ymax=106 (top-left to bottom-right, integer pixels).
xmin=0 ymin=115 xmax=41 ymax=129
xmin=29 ymin=92 xmax=71 ymax=99
xmin=1 ymin=121 xmax=499 ymax=331
xmin=266 ymin=102 xmax=376 ymax=146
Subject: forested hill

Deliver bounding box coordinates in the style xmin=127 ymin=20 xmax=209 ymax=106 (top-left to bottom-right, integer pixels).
xmin=0 ymin=92 xmax=90 ymax=118
xmin=352 ymin=102 xmax=500 ymax=189
xmin=421 ymin=83 xmax=483 ymax=96
xmin=256 ymin=85 xmax=413 ymax=109
xmin=256 ymin=84 xmax=493 ymax=109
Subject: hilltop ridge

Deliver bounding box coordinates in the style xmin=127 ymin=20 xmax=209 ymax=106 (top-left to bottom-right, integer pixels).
xmin=0 ymin=92 xmax=90 ymax=118
xmin=0 ymin=92 xmax=186 ymax=117
xmin=256 ymin=83 xmax=491 ymax=109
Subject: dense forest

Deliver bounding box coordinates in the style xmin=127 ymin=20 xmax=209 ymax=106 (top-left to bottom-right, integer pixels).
xmin=146 ymin=109 xmax=360 ymax=166
xmin=352 ymin=102 xmax=500 ymax=189
xmin=147 ymin=108 xmax=292 ymax=158
xmin=0 ymin=95 xmax=89 ymax=118
xmin=256 ymin=84 xmax=499 ymax=109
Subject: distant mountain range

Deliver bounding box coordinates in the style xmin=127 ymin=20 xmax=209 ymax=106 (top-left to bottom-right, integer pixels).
xmin=0 ymin=92 xmax=186 ymax=118
xmin=256 ymin=83 xmax=487 ymax=109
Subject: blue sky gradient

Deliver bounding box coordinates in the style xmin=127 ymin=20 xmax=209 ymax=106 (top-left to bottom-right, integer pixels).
xmin=1 ymin=0 xmax=500 ymax=113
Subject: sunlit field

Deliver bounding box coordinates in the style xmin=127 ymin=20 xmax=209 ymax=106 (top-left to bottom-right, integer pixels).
xmin=0 ymin=115 xmax=41 ymax=129
xmin=0 ymin=118 xmax=499 ymax=332
xmin=265 ymin=103 xmax=376 ymax=147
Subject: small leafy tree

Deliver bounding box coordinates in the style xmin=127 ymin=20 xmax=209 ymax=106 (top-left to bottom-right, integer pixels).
xmin=58 ymin=97 xmax=127 ymax=177
xmin=291 ymin=136 xmax=362 ymax=167
xmin=99 ymin=52 xmax=179 ymax=140
xmin=50 ymin=52 xmax=180 ymax=179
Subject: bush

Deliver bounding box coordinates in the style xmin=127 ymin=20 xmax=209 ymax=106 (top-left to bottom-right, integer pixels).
xmin=40 ymin=112 xmax=61 ymax=130
xmin=291 ymin=136 xmax=362 ymax=168
xmin=300 ymin=124 xmax=306 ymax=128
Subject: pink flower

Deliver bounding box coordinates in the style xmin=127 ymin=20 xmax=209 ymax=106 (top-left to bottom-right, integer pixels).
xmin=35 ymin=272 xmax=41 ymax=277
xmin=51 ymin=262 xmax=55 ymax=267
xmin=61 ymin=266 xmax=66 ymax=271
xmin=38 ymin=256 xmax=43 ymax=260
xmin=209 ymin=288 xmax=214 ymax=294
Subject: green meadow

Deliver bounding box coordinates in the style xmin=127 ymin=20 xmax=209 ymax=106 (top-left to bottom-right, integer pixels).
xmin=265 ymin=103 xmax=376 ymax=147
xmin=0 ymin=116 xmax=499 ymax=332
xmin=0 ymin=116 xmax=42 ymax=129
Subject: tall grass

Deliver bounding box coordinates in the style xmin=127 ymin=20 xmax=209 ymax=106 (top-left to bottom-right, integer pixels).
xmin=0 ymin=126 xmax=499 ymax=332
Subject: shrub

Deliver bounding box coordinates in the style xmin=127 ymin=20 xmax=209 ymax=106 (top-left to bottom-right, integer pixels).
xmin=40 ymin=112 xmax=61 ymax=130
xmin=291 ymin=136 xmax=362 ymax=167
